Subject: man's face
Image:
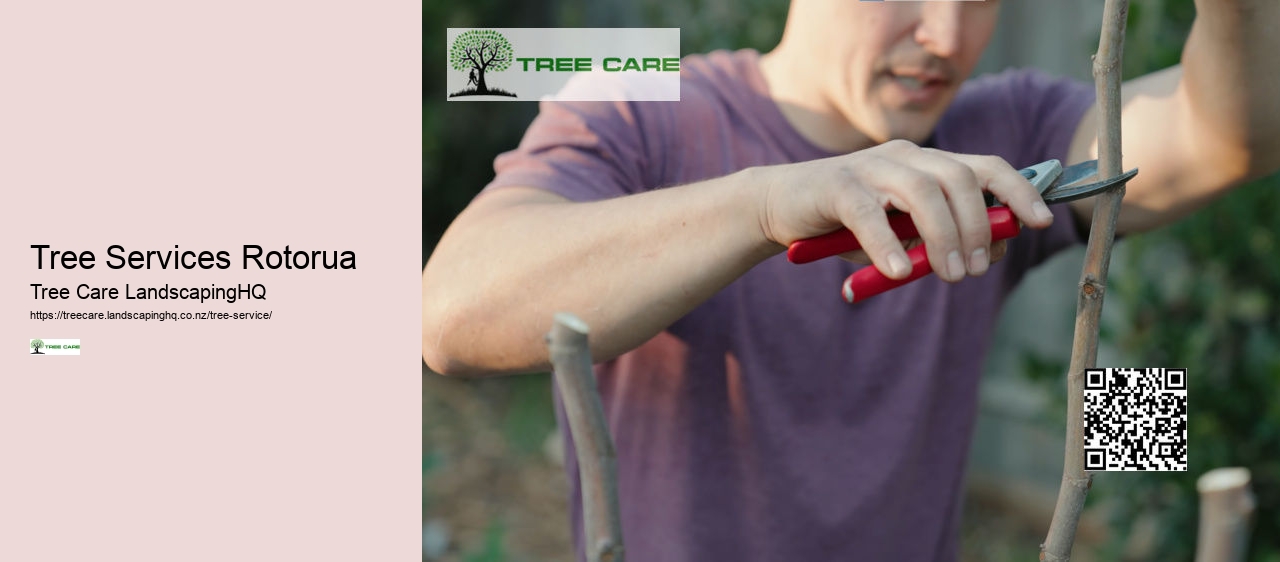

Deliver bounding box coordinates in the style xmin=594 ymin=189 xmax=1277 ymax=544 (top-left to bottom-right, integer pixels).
xmin=796 ymin=0 xmax=1001 ymax=144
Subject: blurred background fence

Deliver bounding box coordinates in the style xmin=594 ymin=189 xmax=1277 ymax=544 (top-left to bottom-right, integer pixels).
xmin=424 ymin=1 xmax=1280 ymax=560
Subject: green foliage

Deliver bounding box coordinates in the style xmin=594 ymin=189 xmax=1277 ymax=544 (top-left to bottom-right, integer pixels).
xmin=501 ymin=374 xmax=559 ymax=456
xmin=634 ymin=0 xmax=788 ymax=55
xmin=462 ymin=520 xmax=508 ymax=562
xmin=449 ymin=29 xmax=514 ymax=73
xmin=1122 ymin=0 xmax=1196 ymax=77
xmin=424 ymin=0 xmax=550 ymax=259
xmin=1101 ymin=175 xmax=1280 ymax=560
xmin=1025 ymin=0 xmax=1280 ymax=559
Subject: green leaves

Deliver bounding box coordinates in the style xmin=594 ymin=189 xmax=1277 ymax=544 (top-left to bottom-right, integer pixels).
xmin=449 ymin=29 xmax=514 ymax=72
xmin=1108 ymin=172 xmax=1280 ymax=560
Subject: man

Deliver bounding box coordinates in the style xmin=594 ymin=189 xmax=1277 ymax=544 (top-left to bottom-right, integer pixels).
xmin=423 ymin=1 xmax=1279 ymax=560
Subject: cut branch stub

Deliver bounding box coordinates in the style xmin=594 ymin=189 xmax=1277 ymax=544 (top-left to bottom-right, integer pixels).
xmin=548 ymin=313 xmax=625 ymax=562
xmin=1195 ymin=467 xmax=1255 ymax=562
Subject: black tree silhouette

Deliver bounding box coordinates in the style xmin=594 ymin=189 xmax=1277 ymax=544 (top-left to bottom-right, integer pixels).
xmin=449 ymin=30 xmax=515 ymax=97
xmin=30 ymin=339 xmax=44 ymax=354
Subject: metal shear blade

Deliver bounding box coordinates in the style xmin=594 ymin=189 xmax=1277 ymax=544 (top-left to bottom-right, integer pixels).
xmin=1042 ymin=160 xmax=1139 ymax=203
xmin=1018 ymin=159 xmax=1139 ymax=205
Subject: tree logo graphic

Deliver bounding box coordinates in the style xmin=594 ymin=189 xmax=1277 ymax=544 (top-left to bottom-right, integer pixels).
xmin=30 ymin=339 xmax=45 ymax=354
xmin=449 ymin=29 xmax=517 ymax=98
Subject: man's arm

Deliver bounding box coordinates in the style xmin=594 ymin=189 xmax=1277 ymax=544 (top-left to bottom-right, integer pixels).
xmin=422 ymin=141 xmax=1052 ymax=376
xmin=422 ymin=173 xmax=775 ymax=377
xmin=1067 ymin=0 xmax=1280 ymax=233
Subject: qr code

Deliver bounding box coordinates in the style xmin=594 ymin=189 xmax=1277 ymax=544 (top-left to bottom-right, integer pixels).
xmin=1083 ymin=368 xmax=1187 ymax=471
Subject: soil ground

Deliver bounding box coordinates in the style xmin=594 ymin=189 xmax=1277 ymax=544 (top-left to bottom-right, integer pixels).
xmin=423 ymin=369 xmax=1095 ymax=562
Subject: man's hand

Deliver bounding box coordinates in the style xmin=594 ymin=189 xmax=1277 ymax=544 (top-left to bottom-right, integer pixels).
xmin=426 ymin=140 xmax=1057 ymax=375
xmin=752 ymin=139 xmax=1056 ymax=282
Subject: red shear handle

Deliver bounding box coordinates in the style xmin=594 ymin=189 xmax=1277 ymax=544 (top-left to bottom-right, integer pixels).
xmin=840 ymin=207 xmax=1021 ymax=303
xmin=787 ymin=213 xmax=921 ymax=264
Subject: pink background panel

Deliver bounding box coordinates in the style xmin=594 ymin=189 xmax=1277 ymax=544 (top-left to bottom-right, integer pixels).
xmin=0 ymin=2 xmax=422 ymax=560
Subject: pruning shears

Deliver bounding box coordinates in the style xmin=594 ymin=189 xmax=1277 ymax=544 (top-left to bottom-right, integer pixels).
xmin=786 ymin=159 xmax=1138 ymax=303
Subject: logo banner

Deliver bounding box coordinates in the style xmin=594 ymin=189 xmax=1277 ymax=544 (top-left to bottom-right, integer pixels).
xmin=446 ymin=28 xmax=681 ymax=101
xmin=29 ymin=339 xmax=81 ymax=356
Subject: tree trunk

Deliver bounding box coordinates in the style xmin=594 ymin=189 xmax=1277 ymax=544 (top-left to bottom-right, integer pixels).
xmin=1040 ymin=1 xmax=1131 ymax=560
xmin=477 ymin=68 xmax=488 ymax=93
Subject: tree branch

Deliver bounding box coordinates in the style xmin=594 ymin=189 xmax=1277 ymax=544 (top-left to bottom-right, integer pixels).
xmin=1195 ymin=467 xmax=1255 ymax=562
xmin=1041 ymin=1 xmax=1131 ymax=560
xmin=464 ymin=46 xmax=481 ymax=72
xmin=547 ymin=313 xmax=625 ymax=562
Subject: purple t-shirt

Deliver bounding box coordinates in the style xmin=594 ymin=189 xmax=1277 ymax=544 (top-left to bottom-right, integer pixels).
xmin=484 ymin=49 xmax=1094 ymax=561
